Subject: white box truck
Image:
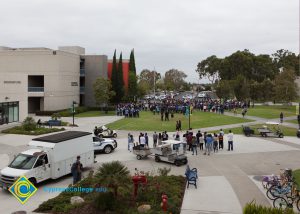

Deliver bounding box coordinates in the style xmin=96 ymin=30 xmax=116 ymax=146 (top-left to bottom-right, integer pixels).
xmin=0 ymin=131 xmax=94 ymax=189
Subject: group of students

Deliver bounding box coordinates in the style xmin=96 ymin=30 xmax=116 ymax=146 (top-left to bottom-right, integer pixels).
xmin=182 ymin=129 xmax=234 ymax=155
xmin=127 ymin=131 xmax=171 ymax=151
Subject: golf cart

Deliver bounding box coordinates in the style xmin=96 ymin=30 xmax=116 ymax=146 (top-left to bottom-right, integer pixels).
xmin=257 ymin=122 xmax=284 ymax=138
xmin=94 ymin=125 xmax=117 ymax=138
xmin=151 ymin=140 xmax=188 ymax=166
xmin=242 ymin=125 xmax=255 ymax=137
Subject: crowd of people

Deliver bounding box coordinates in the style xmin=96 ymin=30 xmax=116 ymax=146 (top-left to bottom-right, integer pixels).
xmin=128 ymin=129 xmax=235 ymax=155
xmin=116 ymin=103 xmax=142 ymax=117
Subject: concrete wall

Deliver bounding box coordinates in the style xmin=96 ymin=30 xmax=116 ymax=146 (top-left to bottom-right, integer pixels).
xmin=83 ymin=55 xmax=108 ymax=107
xmin=0 ymin=48 xmax=81 ymax=120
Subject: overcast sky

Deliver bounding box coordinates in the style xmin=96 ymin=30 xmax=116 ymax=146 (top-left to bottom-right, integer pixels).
xmin=1 ymin=0 xmax=298 ymax=82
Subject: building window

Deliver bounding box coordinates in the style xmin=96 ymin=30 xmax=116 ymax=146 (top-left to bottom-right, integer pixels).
xmin=0 ymin=102 xmax=19 ymax=125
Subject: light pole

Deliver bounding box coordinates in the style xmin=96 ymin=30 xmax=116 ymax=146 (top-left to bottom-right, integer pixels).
xmin=188 ymin=105 xmax=191 ymax=130
xmin=72 ymin=101 xmax=77 ymax=126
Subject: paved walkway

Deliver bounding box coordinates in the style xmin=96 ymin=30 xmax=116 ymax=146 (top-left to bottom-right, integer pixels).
xmin=0 ymin=113 xmax=299 ymax=213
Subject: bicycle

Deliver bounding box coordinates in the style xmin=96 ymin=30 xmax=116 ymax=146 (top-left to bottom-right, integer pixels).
xmin=266 ymin=181 xmax=293 ymax=200
xmin=262 ymin=174 xmax=280 ymax=189
xmin=273 ymin=188 xmax=300 ymax=211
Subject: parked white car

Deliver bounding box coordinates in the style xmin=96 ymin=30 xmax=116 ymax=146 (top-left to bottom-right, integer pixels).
xmin=92 ymin=136 xmax=117 ymax=154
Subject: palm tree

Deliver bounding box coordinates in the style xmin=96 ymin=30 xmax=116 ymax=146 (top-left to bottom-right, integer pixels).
xmin=95 ymin=161 xmax=130 ymax=197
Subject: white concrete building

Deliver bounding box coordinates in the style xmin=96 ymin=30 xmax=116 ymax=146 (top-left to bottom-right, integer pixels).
xmin=0 ymin=46 xmax=83 ymax=123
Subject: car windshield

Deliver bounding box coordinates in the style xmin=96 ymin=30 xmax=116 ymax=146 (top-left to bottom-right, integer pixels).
xmin=9 ymin=154 xmax=37 ymax=170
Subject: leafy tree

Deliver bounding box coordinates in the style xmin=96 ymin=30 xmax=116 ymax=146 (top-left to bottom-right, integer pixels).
xmin=252 ymin=54 xmax=277 ymax=82
xmin=111 ymin=50 xmax=118 ymax=103
xmin=196 ymin=55 xmax=221 ymax=84
xmin=220 ymin=50 xmax=255 ymax=81
xmin=164 ymin=69 xmax=187 ymax=90
xmin=95 ymin=161 xmax=130 ymax=197
xmin=137 ymin=81 xmax=149 ymax=97
xmin=259 ymin=79 xmax=275 ymax=102
xmin=215 ymin=80 xmax=234 ymax=99
xmin=272 ymin=49 xmax=300 ymax=75
xmin=93 ymin=77 xmax=115 ymax=109
xmin=233 ymin=75 xmax=250 ymax=101
xmin=138 ymin=69 xmax=161 ymax=91
xmin=273 ymin=68 xmax=298 ymax=102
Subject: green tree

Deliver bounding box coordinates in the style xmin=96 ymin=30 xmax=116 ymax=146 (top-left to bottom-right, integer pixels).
xmin=111 ymin=50 xmax=118 ymax=103
xmin=252 ymin=54 xmax=277 ymax=82
xmin=138 ymin=69 xmax=161 ymax=92
xmin=164 ymin=69 xmax=187 ymax=90
xmin=116 ymin=52 xmax=125 ymax=101
xmin=95 ymin=161 xmax=130 ymax=197
xmin=272 ymin=49 xmax=300 ymax=75
xmin=274 ymin=69 xmax=298 ymax=102
xmin=260 ymin=79 xmax=275 ymax=102
xmin=196 ymin=55 xmax=221 ymax=84
xmin=215 ymin=80 xmax=233 ymax=99
xmin=128 ymin=72 xmax=137 ymax=101
xmin=93 ymin=77 xmax=115 ymax=110
xmin=129 ymin=49 xmax=136 ymax=75
xmin=233 ymin=75 xmax=250 ymax=101
xmin=128 ymin=49 xmax=138 ymax=101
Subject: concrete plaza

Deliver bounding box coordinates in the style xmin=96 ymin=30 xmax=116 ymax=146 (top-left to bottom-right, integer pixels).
xmin=0 ymin=115 xmax=299 ymax=214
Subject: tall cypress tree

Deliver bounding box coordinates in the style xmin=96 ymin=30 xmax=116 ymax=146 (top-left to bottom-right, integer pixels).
xmin=129 ymin=49 xmax=136 ymax=75
xmin=111 ymin=50 xmax=118 ymax=103
xmin=128 ymin=49 xmax=138 ymax=101
xmin=117 ymin=52 xmax=125 ymax=101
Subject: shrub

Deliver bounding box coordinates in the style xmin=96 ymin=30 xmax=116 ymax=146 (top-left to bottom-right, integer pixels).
xmin=157 ymin=167 xmax=171 ymax=176
xmin=243 ymin=201 xmax=295 ymax=214
xmin=22 ymin=117 xmax=36 ymax=131
xmin=51 ymin=112 xmax=61 ymax=120
xmin=93 ymin=191 xmax=116 ymax=211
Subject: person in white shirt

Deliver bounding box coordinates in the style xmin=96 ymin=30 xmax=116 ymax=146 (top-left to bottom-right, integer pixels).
xmin=140 ymin=134 xmax=146 ymax=148
xmin=227 ymin=130 xmax=234 ymax=151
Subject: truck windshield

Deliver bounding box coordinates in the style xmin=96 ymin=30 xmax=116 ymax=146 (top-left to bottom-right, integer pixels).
xmin=9 ymin=154 xmax=37 ymax=170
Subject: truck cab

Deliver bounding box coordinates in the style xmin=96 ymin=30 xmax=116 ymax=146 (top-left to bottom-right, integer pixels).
xmin=0 ymin=149 xmax=51 ymax=189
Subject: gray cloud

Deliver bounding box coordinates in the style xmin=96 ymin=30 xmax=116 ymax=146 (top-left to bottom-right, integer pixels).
xmin=1 ymin=0 xmax=298 ymax=82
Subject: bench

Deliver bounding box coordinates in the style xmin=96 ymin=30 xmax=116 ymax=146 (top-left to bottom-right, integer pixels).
xmin=185 ymin=165 xmax=198 ymax=189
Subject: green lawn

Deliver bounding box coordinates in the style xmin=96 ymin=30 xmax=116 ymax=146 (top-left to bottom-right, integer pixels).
xmin=293 ymin=169 xmax=300 ymax=188
xmin=210 ymin=124 xmax=298 ymax=136
xmin=286 ymin=119 xmax=299 ymax=124
xmin=107 ymin=111 xmax=252 ymax=132
xmin=237 ymin=105 xmax=297 ymax=119
xmin=75 ymin=111 xmax=115 ymax=117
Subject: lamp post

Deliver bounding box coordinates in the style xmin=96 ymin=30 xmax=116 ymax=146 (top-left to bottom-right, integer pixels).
xmin=188 ymin=105 xmax=191 ymax=130
xmin=72 ymin=101 xmax=77 ymax=126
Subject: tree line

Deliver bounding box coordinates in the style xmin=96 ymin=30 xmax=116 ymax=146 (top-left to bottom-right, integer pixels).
xmin=196 ymin=49 xmax=299 ymax=102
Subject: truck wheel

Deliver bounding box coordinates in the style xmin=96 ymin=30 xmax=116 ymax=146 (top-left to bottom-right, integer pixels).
xmin=113 ymin=133 xmax=117 ymax=138
xmin=182 ymin=159 xmax=188 ymax=164
xmin=104 ymin=146 xmax=113 ymax=154
xmin=279 ymin=134 xmax=284 ymax=138
xmin=29 ymin=178 xmax=37 ymax=186
xmin=136 ymin=155 xmax=142 ymax=160
xmin=175 ymin=160 xmax=180 ymax=166
xmin=155 ymin=156 xmax=160 ymax=162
